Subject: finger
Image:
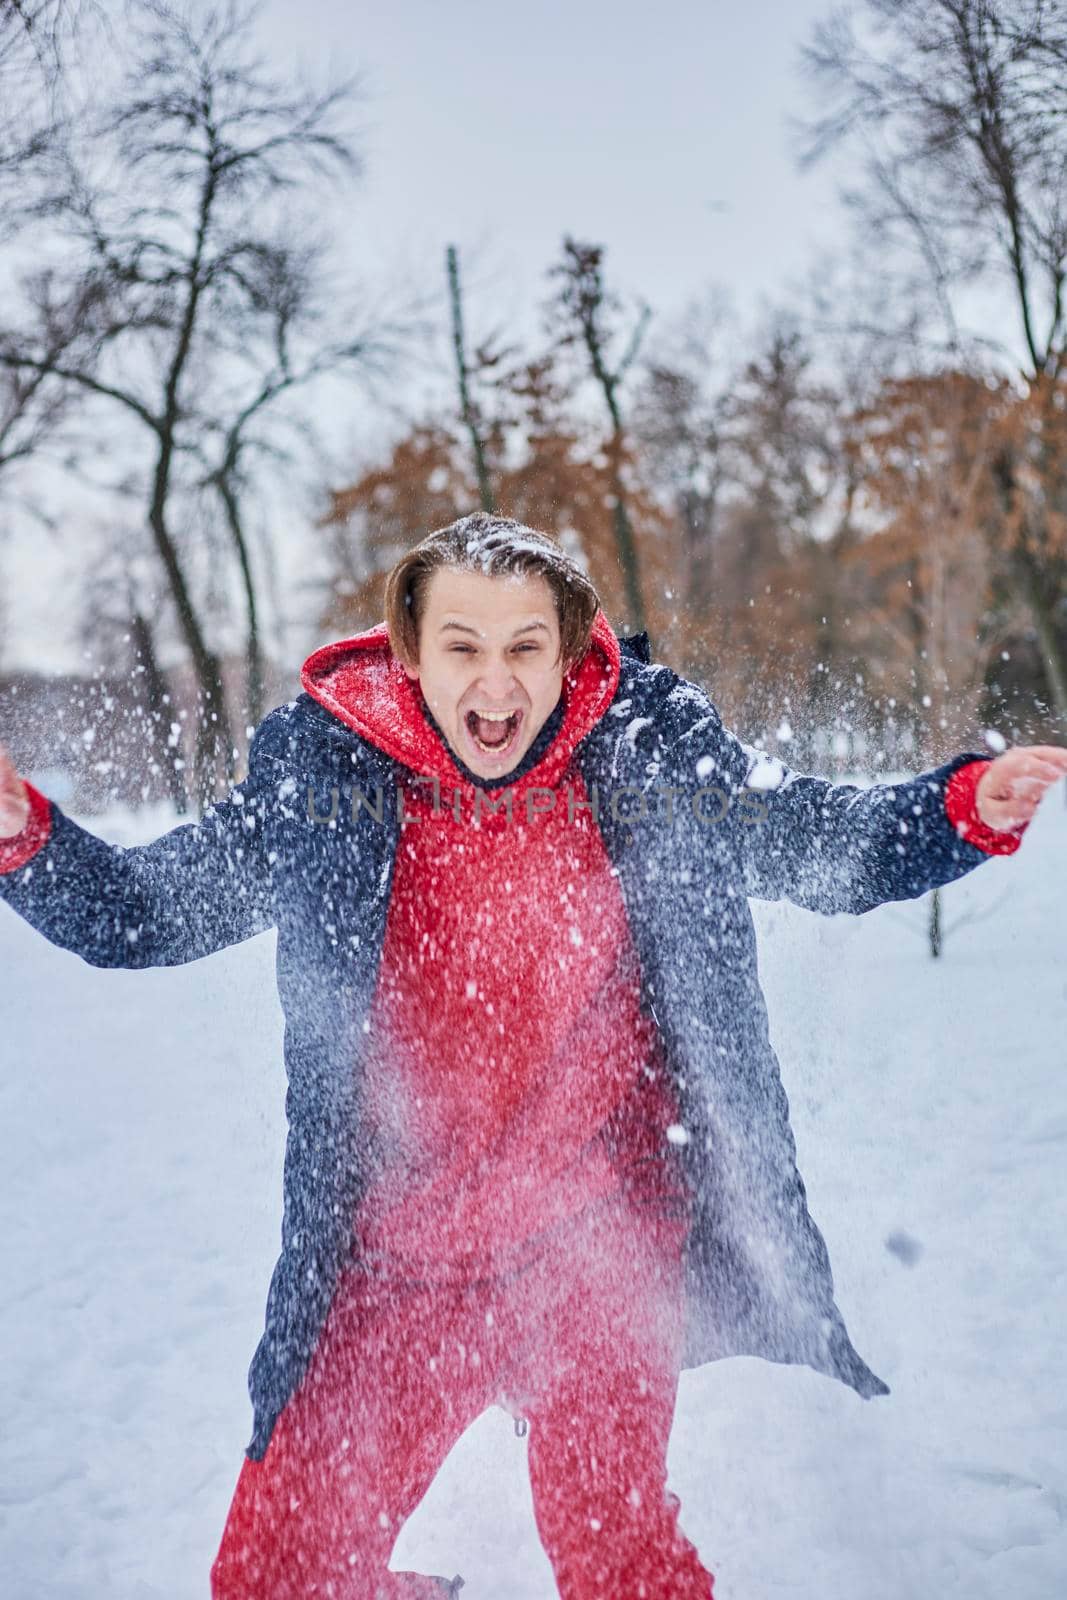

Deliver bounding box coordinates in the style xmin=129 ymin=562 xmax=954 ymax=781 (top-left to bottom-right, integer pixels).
xmin=988 ymin=805 xmax=1036 ymax=830
xmin=993 ymin=782 xmax=1054 ymax=813
xmin=982 ymin=781 xmax=1040 ymax=810
xmin=997 ymin=760 xmax=1066 ymax=788
xmin=1017 ymin=761 xmax=1062 ymax=787
xmin=982 ymin=778 xmax=1032 ymax=805
xmin=1013 ymin=746 xmax=1067 ymax=771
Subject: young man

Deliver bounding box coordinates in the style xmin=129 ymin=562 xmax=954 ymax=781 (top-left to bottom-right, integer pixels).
xmin=1 ymin=512 xmax=1065 ymax=1600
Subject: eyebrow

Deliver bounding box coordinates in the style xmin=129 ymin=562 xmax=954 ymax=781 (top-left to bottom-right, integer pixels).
xmin=438 ymin=620 xmax=551 ymax=639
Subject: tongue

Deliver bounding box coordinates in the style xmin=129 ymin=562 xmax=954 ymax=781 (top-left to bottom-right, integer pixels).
xmin=474 ymin=714 xmax=512 ymax=748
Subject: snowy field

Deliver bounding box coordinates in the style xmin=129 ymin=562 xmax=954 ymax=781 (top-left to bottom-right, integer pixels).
xmin=2 ymin=786 xmax=1065 ymax=1599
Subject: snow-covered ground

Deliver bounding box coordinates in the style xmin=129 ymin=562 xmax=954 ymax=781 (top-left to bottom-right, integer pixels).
xmin=2 ymin=789 xmax=1065 ymax=1599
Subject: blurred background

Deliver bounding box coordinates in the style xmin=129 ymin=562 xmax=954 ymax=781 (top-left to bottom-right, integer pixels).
xmin=0 ymin=0 xmax=1064 ymax=815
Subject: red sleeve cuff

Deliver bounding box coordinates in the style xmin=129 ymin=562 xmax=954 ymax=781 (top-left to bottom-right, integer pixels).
xmin=944 ymin=758 xmax=1027 ymax=856
xmin=0 ymin=780 xmax=53 ymax=874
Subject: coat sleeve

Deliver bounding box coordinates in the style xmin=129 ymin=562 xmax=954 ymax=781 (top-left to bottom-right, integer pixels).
xmin=661 ymin=684 xmax=1000 ymax=915
xmin=0 ymin=706 xmax=290 ymax=968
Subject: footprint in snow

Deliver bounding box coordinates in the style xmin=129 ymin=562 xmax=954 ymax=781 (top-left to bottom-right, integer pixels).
xmin=884 ymin=1229 xmax=923 ymax=1266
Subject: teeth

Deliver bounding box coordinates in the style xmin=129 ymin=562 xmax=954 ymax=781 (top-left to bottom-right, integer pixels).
xmin=471 ymin=710 xmax=516 ymax=721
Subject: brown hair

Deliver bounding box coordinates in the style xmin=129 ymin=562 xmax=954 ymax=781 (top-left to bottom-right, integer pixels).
xmin=383 ymin=512 xmax=602 ymax=673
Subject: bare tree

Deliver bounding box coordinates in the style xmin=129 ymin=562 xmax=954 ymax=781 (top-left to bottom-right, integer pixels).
xmin=0 ymin=266 xmax=106 ymax=528
xmin=631 ymin=295 xmax=732 ymax=633
xmin=193 ymin=237 xmax=402 ymax=731
xmin=548 ymin=238 xmax=650 ymax=636
xmin=0 ymin=1 xmax=105 ymax=502
xmin=0 ymin=359 xmax=69 ymax=500
xmin=0 ymin=0 xmax=85 ymax=170
xmin=78 ymin=517 xmax=191 ymax=811
xmin=446 ymin=244 xmax=496 ymax=514
xmin=0 ymin=0 xmax=369 ymax=803
xmin=796 ymin=0 xmax=1067 ymax=715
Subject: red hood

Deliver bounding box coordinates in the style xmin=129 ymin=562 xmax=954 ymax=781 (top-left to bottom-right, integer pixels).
xmin=300 ymin=609 xmax=622 ymax=794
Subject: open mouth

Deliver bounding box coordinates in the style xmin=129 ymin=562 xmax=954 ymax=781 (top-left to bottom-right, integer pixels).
xmin=464 ymin=707 xmax=524 ymax=760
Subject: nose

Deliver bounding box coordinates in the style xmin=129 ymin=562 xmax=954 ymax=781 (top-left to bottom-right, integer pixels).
xmin=476 ymin=654 xmax=518 ymax=702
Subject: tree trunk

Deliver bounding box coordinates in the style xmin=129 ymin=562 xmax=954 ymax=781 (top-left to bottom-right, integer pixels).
xmin=1010 ymin=549 xmax=1067 ymax=721
xmin=608 ymin=430 xmax=646 ymax=635
xmin=147 ymin=463 xmax=234 ymax=807
xmin=447 ymin=245 xmax=495 ymax=514
xmin=928 ymin=887 xmax=942 ymax=959
xmin=214 ymin=468 xmax=265 ymax=744
xmin=129 ymin=609 xmax=189 ymax=815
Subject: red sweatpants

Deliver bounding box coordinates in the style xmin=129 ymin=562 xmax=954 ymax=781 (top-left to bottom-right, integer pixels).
xmin=211 ymin=1184 xmax=714 ymax=1599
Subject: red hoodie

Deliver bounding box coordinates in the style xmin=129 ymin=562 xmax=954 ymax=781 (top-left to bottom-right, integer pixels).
xmin=300 ymin=612 xmax=692 ymax=1285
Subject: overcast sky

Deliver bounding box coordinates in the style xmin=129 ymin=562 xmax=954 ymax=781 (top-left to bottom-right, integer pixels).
xmin=257 ymin=0 xmax=847 ymax=342
xmin=6 ymin=0 xmax=913 ymax=676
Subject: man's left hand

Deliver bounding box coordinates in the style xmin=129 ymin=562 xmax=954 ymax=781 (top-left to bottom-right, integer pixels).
xmin=975 ymin=745 xmax=1067 ymax=832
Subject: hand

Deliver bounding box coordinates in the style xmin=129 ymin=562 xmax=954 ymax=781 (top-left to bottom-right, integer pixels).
xmin=0 ymin=740 xmax=30 ymax=838
xmin=975 ymin=744 xmax=1067 ymax=832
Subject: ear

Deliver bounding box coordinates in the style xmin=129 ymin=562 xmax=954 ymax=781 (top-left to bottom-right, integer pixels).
xmin=388 ymin=626 xmax=419 ymax=679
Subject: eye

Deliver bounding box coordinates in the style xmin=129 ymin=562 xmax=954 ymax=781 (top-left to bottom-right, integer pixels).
xmin=514 ymin=643 xmax=540 ymax=653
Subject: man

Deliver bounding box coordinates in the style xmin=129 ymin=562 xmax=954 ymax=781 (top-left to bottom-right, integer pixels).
xmin=2 ymin=512 xmax=1065 ymax=1599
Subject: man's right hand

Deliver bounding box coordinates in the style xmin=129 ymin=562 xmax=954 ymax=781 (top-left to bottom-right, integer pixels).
xmin=0 ymin=742 xmax=31 ymax=837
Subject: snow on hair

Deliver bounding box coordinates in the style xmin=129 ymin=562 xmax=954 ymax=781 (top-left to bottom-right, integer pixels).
xmin=383 ymin=512 xmax=601 ymax=671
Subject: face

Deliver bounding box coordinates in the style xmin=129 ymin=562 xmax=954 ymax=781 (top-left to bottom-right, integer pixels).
xmin=401 ymin=565 xmax=565 ymax=780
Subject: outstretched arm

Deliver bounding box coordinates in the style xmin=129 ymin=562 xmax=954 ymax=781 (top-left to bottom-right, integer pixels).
xmin=735 ymin=739 xmax=1066 ymax=914
xmin=0 ymin=708 xmax=291 ymax=968
xmin=658 ymin=679 xmax=1066 ymax=915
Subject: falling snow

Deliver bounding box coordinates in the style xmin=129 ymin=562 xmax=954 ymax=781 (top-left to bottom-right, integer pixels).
xmin=1 ymin=792 xmax=1064 ymax=1596
xmin=744 ymin=753 xmax=788 ymax=791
